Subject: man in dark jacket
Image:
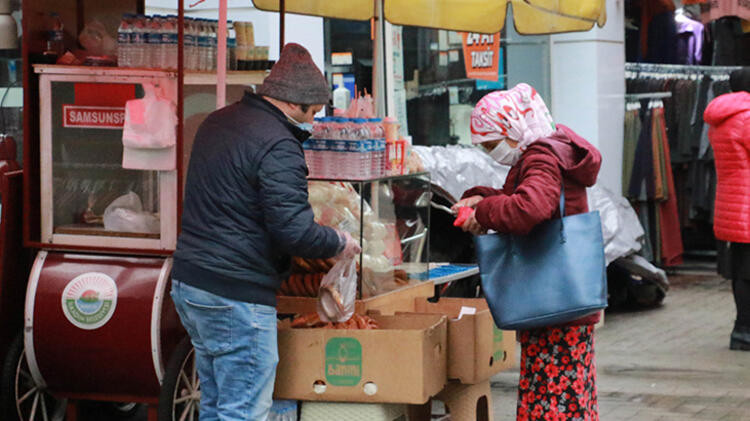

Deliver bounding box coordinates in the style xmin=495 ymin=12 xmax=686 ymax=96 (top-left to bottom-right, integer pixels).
xmin=171 ymin=43 xmax=360 ymax=420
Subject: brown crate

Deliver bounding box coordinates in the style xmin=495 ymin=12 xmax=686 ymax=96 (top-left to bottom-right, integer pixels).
xmin=274 ymin=313 xmax=447 ymax=404
xmin=413 ymin=297 xmax=516 ymax=384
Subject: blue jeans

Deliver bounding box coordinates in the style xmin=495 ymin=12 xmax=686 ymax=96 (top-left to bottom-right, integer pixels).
xmin=171 ymin=279 xmax=278 ymax=421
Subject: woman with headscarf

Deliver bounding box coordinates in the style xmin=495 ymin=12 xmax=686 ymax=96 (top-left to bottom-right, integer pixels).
xmin=704 ymin=67 xmax=750 ymax=351
xmin=453 ymin=83 xmax=602 ymax=421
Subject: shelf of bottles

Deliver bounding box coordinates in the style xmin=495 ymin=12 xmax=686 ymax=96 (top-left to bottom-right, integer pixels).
xmin=116 ymin=14 xmax=272 ymax=74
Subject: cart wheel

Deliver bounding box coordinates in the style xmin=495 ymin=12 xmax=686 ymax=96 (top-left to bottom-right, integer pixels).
xmin=1 ymin=334 xmax=67 ymax=421
xmin=158 ymin=337 xmax=199 ymax=421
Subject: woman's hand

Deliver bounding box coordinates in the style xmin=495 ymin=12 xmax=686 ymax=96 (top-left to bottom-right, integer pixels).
xmin=451 ymin=195 xmax=483 ymax=212
xmin=459 ymin=210 xmax=487 ymax=235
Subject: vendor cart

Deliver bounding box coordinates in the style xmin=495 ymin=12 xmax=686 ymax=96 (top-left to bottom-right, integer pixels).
xmin=0 ymin=1 xmax=609 ymax=421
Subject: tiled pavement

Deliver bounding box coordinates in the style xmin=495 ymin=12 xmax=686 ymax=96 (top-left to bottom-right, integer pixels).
xmin=491 ymin=273 xmax=750 ymax=421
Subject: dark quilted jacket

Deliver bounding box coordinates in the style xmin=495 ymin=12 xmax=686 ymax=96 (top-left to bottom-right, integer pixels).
xmin=173 ymin=93 xmax=341 ymax=306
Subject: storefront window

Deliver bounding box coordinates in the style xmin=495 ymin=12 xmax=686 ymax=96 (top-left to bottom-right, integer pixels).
xmin=49 ymin=81 xmax=161 ymax=239
xmin=392 ymin=26 xmax=507 ymax=146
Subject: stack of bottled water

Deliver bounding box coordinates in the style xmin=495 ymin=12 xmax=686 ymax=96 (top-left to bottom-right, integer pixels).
xmin=304 ymin=117 xmax=386 ymax=180
xmin=118 ymin=14 xmax=234 ymax=71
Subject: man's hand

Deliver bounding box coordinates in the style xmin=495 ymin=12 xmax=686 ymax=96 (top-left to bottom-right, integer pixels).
xmin=451 ymin=195 xmax=483 ymax=213
xmin=335 ymin=230 xmax=362 ymax=260
xmin=459 ymin=210 xmax=487 ymax=236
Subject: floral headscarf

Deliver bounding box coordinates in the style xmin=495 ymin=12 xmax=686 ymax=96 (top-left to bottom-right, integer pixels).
xmin=470 ymin=83 xmax=556 ymax=149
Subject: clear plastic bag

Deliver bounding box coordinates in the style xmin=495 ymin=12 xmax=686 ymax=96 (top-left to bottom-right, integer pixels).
xmin=317 ymin=257 xmax=357 ymax=323
xmin=103 ymin=191 xmax=160 ymax=234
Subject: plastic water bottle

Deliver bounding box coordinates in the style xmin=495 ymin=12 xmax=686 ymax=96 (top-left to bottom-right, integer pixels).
xmin=44 ymin=12 xmax=65 ymax=59
xmin=183 ymin=18 xmax=195 ymax=70
xmin=147 ymin=16 xmax=163 ymax=68
xmin=130 ymin=15 xmax=147 ymax=68
xmin=162 ymin=15 xmax=178 ymax=69
xmin=197 ymin=19 xmax=210 ymax=71
xmin=117 ymin=14 xmax=133 ymax=67
xmin=368 ymin=118 xmax=385 ymax=177
xmin=227 ymin=21 xmax=237 ymax=70
xmin=210 ymin=20 xmax=218 ymax=70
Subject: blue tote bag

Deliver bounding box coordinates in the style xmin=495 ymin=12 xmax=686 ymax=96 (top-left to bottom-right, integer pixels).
xmin=473 ymin=186 xmax=607 ymax=330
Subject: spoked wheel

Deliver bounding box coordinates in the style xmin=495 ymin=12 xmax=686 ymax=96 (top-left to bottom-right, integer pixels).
xmin=158 ymin=337 xmax=200 ymax=421
xmin=1 ymin=334 xmax=67 ymax=421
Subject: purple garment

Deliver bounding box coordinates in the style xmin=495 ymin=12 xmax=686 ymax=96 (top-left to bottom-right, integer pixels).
xmin=676 ymin=13 xmax=704 ymax=65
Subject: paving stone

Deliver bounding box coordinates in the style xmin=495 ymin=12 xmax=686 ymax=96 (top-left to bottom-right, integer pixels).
xmin=491 ymin=272 xmax=750 ymax=420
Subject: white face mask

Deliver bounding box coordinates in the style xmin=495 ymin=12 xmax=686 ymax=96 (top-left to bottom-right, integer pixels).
xmin=488 ymin=140 xmax=522 ymax=166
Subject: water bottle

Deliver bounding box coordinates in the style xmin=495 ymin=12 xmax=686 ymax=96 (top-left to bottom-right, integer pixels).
xmin=44 ymin=12 xmax=65 ymax=59
xmin=117 ymin=14 xmax=133 ymax=67
xmin=147 ymin=16 xmax=163 ymax=69
xmin=210 ymin=20 xmax=218 ymax=70
xmin=197 ymin=19 xmax=210 ymax=71
xmin=368 ymin=118 xmax=385 ymax=177
xmin=130 ymin=15 xmax=147 ymax=68
xmin=162 ymin=15 xmax=178 ymax=69
xmin=227 ymin=21 xmax=237 ymax=70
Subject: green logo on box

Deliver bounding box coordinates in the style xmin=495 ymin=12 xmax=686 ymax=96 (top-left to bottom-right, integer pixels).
xmin=493 ymin=327 xmax=504 ymax=361
xmin=325 ymin=337 xmax=362 ymax=386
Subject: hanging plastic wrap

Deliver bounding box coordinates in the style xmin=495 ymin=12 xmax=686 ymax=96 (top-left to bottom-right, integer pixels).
xmin=586 ymin=184 xmax=645 ymax=264
xmin=413 ymin=145 xmax=645 ymax=265
xmin=412 ymin=145 xmax=509 ymax=202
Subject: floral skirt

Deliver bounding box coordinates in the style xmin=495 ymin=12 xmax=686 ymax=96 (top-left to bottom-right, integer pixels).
xmin=517 ymin=325 xmax=598 ymax=421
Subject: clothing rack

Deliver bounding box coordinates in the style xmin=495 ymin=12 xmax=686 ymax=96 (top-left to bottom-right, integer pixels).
xmin=625 ymin=92 xmax=672 ymax=100
xmin=625 ymin=62 xmax=741 ymax=75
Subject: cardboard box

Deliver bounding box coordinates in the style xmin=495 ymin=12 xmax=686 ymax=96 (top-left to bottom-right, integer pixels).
xmin=436 ymin=380 xmax=493 ymax=421
xmin=277 ymin=281 xmax=434 ymax=316
xmin=274 ymin=313 xmax=447 ymax=404
xmin=413 ymin=297 xmax=516 ymax=384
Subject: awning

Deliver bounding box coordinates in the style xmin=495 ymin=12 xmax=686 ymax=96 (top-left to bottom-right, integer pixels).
xmin=251 ymin=0 xmax=607 ymax=34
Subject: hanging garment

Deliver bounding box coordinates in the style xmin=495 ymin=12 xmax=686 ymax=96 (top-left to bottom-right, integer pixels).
xmin=654 ymin=106 xmax=685 ymax=266
xmin=676 ymin=13 xmax=704 ymax=64
xmin=623 ymin=106 xmax=642 ymax=196
xmin=629 ymin=107 xmax=655 ymax=200
xmin=651 ymin=102 xmax=669 ymax=201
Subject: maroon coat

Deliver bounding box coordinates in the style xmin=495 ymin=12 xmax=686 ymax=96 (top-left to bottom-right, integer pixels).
xmin=464 ymin=124 xmax=603 ymax=326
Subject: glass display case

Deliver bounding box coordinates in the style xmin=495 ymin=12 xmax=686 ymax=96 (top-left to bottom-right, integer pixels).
xmin=37 ymin=66 xmax=178 ymax=251
xmin=307 ymin=173 xmax=430 ymax=299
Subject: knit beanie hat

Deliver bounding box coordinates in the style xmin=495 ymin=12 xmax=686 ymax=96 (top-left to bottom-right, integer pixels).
xmin=256 ymin=43 xmax=331 ymax=105
xmin=730 ymin=67 xmax=750 ymax=93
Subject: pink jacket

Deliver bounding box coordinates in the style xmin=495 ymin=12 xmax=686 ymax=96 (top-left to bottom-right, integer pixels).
xmin=704 ymin=92 xmax=750 ymax=243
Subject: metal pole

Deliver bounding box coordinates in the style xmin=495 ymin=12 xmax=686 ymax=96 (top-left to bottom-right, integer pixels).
xmin=217 ymin=0 xmax=227 ymax=109
xmin=279 ymin=0 xmax=286 ymax=54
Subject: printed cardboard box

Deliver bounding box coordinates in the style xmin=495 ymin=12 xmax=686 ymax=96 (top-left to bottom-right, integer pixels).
xmin=413 ymin=297 xmax=516 ymax=384
xmin=274 ymin=313 xmax=447 ymax=404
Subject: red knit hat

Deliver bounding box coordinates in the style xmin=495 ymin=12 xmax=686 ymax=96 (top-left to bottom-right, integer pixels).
xmin=256 ymin=43 xmax=331 ymax=105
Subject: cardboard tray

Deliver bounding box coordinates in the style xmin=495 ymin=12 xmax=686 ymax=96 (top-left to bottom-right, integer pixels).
xmin=274 ymin=313 xmax=447 ymax=404
xmin=413 ymin=297 xmax=516 ymax=384
xmin=277 ymin=280 xmax=434 ymax=316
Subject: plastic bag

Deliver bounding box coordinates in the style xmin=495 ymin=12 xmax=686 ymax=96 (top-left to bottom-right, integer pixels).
xmin=78 ymin=20 xmax=117 ymax=57
xmin=103 ymin=192 xmax=160 ymax=234
xmin=317 ymin=257 xmax=357 ymax=323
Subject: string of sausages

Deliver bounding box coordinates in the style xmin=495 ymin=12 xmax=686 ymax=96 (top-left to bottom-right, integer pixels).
xmin=290 ymin=312 xmax=380 ymax=330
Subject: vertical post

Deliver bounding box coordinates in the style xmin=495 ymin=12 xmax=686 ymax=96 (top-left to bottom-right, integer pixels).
xmin=177 ymin=0 xmax=185 ymax=228
xmin=217 ymin=0 xmax=228 ymax=109
xmin=279 ymin=0 xmax=286 ymax=53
